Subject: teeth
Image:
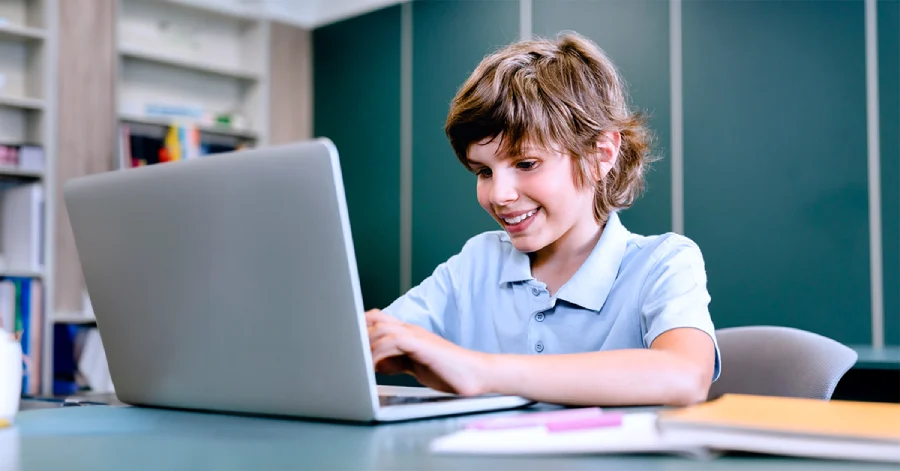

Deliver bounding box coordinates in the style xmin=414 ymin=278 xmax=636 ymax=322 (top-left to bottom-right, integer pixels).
xmin=503 ymin=209 xmax=537 ymax=225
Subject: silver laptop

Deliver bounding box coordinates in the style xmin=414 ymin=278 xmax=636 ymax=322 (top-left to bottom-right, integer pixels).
xmin=62 ymin=138 xmax=531 ymax=422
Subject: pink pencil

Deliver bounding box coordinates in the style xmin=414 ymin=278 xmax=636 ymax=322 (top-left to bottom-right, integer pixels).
xmin=545 ymin=412 xmax=624 ymax=432
xmin=466 ymin=407 xmax=604 ymax=430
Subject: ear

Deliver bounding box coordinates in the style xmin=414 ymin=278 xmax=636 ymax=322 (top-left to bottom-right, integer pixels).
xmin=592 ymin=131 xmax=621 ymax=181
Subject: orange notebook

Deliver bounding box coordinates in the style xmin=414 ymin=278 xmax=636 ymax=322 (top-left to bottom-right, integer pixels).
xmin=657 ymin=394 xmax=900 ymax=463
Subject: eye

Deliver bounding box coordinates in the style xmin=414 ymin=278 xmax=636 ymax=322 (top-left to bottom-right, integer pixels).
xmin=516 ymin=160 xmax=538 ymax=171
xmin=475 ymin=167 xmax=492 ymax=178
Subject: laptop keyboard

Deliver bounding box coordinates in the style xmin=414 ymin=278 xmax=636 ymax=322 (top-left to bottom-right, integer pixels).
xmin=378 ymin=395 xmax=462 ymax=407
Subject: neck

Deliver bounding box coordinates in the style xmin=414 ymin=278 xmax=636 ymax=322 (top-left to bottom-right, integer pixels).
xmin=531 ymin=217 xmax=604 ymax=272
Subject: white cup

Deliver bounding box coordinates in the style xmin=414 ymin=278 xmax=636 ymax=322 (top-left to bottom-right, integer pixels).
xmin=0 ymin=336 xmax=21 ymax=427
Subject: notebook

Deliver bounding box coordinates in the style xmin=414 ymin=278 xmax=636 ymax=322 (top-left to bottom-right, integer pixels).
xmin=432 ymin=395 xmax=900 ymax=463
xmin=656 ymin=394 xmax=900 ymax=463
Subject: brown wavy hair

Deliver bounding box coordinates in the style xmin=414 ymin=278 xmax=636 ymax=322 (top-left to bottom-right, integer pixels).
xmin=445 ymin=32 xmax=656 ymax=225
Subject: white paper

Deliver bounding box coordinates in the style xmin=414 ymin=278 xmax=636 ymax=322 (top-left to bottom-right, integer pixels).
xmin=78 ymin=329 xmax=114 ymax=393
xmin=431 ymin=412 xmax=714 ymax=459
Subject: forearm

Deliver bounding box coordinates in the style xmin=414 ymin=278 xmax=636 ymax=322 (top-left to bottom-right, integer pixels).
xmin=481 ymin=349 xmax=711 ymax=407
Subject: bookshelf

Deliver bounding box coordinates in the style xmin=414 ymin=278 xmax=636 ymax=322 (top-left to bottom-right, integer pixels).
xmin=115 ymin=0 xmax=270 ymax=168
xmin=0 ymin=268 xmax=42 ymax=279
xmin=119 ymin=43 xmax=261 ymax=81
xmin=120 ymin=113 xmax=259 ymax=140
xmin=50 ymin=311 xmax=95 ymax=325
xmin=0 ymin=95 xmax=43 ymax=109
xmin=0 ymin=20 xmax=43 ymax=40
xmin=0 ymin=0 xmax=58 ymax=396
xmin=0 ymin=167 xmax=42 ymax=179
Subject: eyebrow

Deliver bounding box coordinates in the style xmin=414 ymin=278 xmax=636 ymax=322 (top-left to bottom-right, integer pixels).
xmin=466 ymin=150 xmax=542 ymax=169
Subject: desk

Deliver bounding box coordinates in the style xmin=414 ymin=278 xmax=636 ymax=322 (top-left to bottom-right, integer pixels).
xmin=852 ymin=346 xmax=900 ymax=370
xmin=7 ymin=402 xmax=898 ymax=471
xmin=832 ymin=346 xmax=900 ymax=403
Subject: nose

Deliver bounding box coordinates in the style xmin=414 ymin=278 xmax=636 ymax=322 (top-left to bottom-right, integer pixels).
xmin=489 ymin=172 xmax=518 ymax=206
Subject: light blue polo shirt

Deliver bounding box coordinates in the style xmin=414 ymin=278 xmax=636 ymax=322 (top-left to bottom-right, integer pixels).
xmin=383 ymin=212 xmax=721 ymax=380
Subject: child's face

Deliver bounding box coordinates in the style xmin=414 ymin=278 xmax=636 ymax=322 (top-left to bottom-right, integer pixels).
xmin=467 ymin=136 xmax=599 ymax=255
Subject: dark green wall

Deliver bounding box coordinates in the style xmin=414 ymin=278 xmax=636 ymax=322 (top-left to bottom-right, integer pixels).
xmin=880 ymin=0 xmax=899 ymax=346
xmin=313 ymin=5 xmax=403 ymax=310
xmin=683 ymin=0 xmax=870 ymax=345
xmin=313 ymin=0 xmax=899 ymax=348
xmin=533 ymin=0 xmax=671 ymax=237
xmin=411 ymin=0 xmax=520 ymax=285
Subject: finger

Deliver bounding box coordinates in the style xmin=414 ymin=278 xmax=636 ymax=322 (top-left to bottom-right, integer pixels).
xmin=365 ymin=309 xmax=381 ymax=327
xmin=366 ymin=309 xmax=401 ymax=326
xmin=368 ymin=321 xmax=409 ymax=346
xmin=370 ymin=335 xmax=408 ymax=366
xmin=367 ymin=317 xmax=393 ymax=338
xmin=376 ymin=356 xmax=413 ymax=375
xmin=370 ymin=332 xmax=424 ymax=367
xmin=367 ymin=322 xmax=380 ymax=338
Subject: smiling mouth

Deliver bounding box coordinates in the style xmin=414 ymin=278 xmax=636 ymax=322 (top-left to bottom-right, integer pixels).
xmin=500 ymin=208 xmax=540 ymax=225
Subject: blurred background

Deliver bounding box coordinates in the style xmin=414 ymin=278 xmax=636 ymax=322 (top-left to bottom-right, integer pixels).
xmin=0 ymin=0 xmax=896 ymax=400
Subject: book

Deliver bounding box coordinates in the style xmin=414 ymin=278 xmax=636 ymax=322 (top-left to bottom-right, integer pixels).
xmin=25 ymin=280 xmax=41 ymax=394
xmin=17 ymin=145 xmax=43 ymax=172
xmin=0 ymin=144 xmax=44 ymax=172
xmin=656 ymin=394 xmax=900 ymax=463
xmin=120 ymin=123 xmax=239 ymax=168
xmin=0 ymin=145 xmax=18 ymax=168
xmin=1 ymin=183 xmax=44 ymax=271
xmin=0 ymin=277 xmax=42 ymax=395
xmin=0 ymin=280 xmax=14 ymax=334
xmin=432 ymin=395 xmax=900 ymax=463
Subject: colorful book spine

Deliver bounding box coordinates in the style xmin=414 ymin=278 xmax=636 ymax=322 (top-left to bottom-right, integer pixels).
xmin=4 ymin=277 xmax=41 ymax=395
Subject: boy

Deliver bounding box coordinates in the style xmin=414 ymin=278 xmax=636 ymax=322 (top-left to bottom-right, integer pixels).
xmin=366 ymin=33 xmax=720 ymax=407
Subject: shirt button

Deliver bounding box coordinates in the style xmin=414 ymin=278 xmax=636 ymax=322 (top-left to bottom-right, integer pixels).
xmin=535 ymin=342 xmax=544 ymax=353
xmin=531 ymin=288 xmax=540 ymax=296
xmin=535 ymin=313 xmax=545 ymax=322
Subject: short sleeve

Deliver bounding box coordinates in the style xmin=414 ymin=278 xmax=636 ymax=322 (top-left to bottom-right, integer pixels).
xmin=640 ymin=238 xmax=721 ymax=381
xmin=382 ymin=255 xmax=460 ymax=341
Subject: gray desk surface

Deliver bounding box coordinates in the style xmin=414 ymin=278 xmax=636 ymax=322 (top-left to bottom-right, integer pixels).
xmin=851 ymin=345 xmax=900 ymax=370
xmin=5 ymin=401 xmax=898 ymax=471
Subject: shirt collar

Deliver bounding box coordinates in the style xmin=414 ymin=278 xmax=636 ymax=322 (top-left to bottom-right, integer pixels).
xmin=497 ymin=212 xmax=629 ymax=312
xmin=498 ymin=235 xmax=534 ymax=284
xmin=556 ymin=212 xmax=629 ymax=311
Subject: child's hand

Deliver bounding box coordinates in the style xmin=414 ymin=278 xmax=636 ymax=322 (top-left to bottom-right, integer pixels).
xmin=365 ymin=309 xmax=491 ymax=396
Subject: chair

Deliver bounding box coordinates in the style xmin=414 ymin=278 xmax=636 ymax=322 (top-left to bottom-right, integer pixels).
xmin=707 ymin=326 xmax=858 ymax=401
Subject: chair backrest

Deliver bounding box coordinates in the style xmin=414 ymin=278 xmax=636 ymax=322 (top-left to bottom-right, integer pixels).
xmin=707 ymin=326 xmax=858 ymax=401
